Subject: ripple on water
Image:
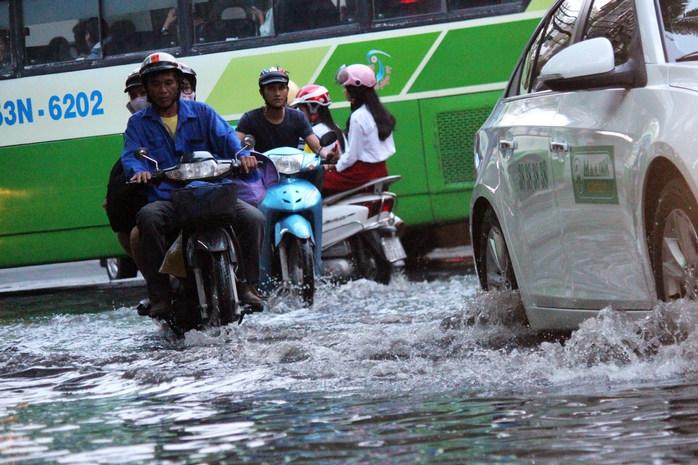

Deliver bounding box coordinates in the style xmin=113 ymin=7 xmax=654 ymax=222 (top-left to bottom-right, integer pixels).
xmin=6 ymin=276 xmax=698 ymax=462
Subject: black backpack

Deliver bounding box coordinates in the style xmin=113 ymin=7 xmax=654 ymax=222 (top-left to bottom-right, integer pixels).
xmin=105 ymin=158 xmax=149 ymax=233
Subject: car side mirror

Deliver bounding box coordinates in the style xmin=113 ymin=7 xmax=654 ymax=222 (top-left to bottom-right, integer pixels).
xmin=539 ymin=37 xmax=633 ymax=91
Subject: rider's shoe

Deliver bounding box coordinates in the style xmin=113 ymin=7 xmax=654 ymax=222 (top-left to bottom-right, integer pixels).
xmin=149 ymin=298 xmax=173 ymax=318
xmin=136 ymin=299 xmax=151 ymax=316
xmin=240 ymin=285 xmax=264 ymax=311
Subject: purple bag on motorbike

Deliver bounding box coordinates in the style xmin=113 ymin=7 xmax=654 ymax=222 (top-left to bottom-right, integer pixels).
xmin=231 ymin=153 xmax=279 ymax=207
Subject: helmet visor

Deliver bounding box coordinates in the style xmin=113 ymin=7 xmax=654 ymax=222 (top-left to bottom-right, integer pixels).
xmin=334 ymin=64 xmax=348 ymax=86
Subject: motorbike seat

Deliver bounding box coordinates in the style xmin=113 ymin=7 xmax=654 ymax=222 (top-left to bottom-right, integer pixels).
xmin=323 ymin=175 xmax=401 ymax=206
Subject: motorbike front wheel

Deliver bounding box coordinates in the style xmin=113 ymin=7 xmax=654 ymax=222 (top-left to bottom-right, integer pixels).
xmin=286 ymin=237 xmax=315 ymax=306
xmin=207 ymin=251 xmax=238 ymax=326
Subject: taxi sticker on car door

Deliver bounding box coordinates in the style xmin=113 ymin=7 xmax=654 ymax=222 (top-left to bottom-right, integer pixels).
xmin=570 ymin=146 xmax=618 ymax=204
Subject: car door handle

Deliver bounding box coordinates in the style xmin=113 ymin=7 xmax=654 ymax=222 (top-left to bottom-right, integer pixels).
xmin=500 ymin=140 xmax=518 ymax=150
xmin=550 ymin=141 xmax=568 ymax=153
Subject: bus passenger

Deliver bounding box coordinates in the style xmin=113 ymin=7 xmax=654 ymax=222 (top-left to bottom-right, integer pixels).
xmin=82 ymin=17 xmax=110 ymax=59
xmin=290 ymin=84 xmax=347 ymax=155
xmin=122 ymin=52 xmax=265 ymax=318
xmin=235 ymin=67 xmax=337 ymax=192
xmin=322 ymin=64 xmax=396 ymax=195
xmin=44 ymin=36 xmax=73 ymax=63
xmin=251 ymin=0 xmax=274 ymax=36
xmin=0 ymin=34 xmax=8 ymax=67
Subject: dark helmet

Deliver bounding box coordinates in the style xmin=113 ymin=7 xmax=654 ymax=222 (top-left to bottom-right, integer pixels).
xmin=179 ymin=62 xmax=197 ymax=91
xmin=139 ymin=52 xmax=181 ymax=82
xmin=124 ymin=68 xmax=142 ymax=93
xmin=259 ymin=66 xmax=289 ymax=88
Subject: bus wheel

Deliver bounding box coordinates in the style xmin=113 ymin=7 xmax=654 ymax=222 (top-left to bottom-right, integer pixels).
xmin=104 ymin=257 xmax=138 ymax=280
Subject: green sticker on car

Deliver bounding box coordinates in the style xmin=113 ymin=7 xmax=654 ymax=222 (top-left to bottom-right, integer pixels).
xmin=571 ymin=146 xmax=618 ymax=204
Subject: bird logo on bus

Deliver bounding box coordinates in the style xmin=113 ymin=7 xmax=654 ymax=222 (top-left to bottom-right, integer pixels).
xmin=367 ymin=50 xmax=391 ymax=90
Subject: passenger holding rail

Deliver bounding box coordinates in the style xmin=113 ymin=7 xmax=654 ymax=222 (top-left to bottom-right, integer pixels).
xmin=121 ymin=52 xmax=265 ymax=318
xmin=322 ymin=64 xmax=396 ymax=195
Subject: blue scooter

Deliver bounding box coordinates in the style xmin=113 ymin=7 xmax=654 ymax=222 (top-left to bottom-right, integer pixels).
xmin=256 ymin=132 xmax=337 ymax=306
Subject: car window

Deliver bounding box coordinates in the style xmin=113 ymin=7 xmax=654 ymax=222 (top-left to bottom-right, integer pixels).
xmin=583 ymin=0 xmax=634 ymax=66
xmin=658 ymin=0 xmax=698 ymax=61
xmin=518 ymin=0 xmax=585 ymax=95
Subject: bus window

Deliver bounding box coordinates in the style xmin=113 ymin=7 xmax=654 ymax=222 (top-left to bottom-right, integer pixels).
xmin=448 ymin=0 xmax=518 ymax=9
xmin=0 ymin=0 xmax=9 ymax=71
xmin=276 ymin=0 xmax=343 ymax=33
xmin=22 ymin=0 xmax=98 ymax=64
xmin=102 ymin=0 xmax=177 ymax=55
xmin=373 ymin=0 xmax=441 ymax=20
xmin=195 ymin=0 xmax=259 ymax=43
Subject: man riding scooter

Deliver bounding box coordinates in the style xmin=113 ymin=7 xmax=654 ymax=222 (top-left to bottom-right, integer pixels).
xmin=121 ymin=52 xmax=265 ymax=318
xmin=235 ymin=67 xmax=338 ymax=193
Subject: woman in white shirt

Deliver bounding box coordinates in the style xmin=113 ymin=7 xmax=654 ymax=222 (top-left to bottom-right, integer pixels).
xmin=323 ymin=64 xmax=396 ymax=195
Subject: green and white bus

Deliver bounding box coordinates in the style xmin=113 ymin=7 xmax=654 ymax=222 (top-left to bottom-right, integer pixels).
xmin=0 ymin=0 xmax=552 ymax=269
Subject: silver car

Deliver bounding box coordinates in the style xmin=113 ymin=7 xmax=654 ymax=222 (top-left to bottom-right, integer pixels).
xmin=471 ymin=0 xmax=698 ymax=330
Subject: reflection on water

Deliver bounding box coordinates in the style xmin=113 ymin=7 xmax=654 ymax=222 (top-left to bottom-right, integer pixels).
xmin=3 ymin=275 xmax=698 ymax=462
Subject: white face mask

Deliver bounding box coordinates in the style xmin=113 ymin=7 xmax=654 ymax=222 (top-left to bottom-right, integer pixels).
xmin=180 ymin=91 xmax=196 ymax=102
xmin=126 ymin=96 xmax=150 ymax=114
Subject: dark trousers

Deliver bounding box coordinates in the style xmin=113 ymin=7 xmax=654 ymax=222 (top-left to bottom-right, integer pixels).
xmin=137 ymin=199 xmax=265 ymax=302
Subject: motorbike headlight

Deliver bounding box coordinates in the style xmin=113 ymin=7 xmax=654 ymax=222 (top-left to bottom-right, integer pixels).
xmin=165 ymin=160 xmax=232 ymax=181
xmin=271 ymin=154 xmax=303 ymax=175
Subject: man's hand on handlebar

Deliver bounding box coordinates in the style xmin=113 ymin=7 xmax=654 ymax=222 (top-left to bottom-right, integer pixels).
xmin=240 ymin=155 xmax=258 ymax=174
xmin=130 ymin=171 xmax=152 ymax=183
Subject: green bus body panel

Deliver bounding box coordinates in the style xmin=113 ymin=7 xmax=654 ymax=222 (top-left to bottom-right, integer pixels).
xmin=0 ymin=136 xmax=125 ymax=266
xmin=410 ymin=19 xmax=541 ymax=92
xmin=0 ymin=136 xmax=121 ymax=235
xmin=207 ymin=47 xmax=332 ymax=116
xmin=1 ymin=227 xmax=123 ymax=268
xmin=0 ymin=9 xmax=552 ymax=268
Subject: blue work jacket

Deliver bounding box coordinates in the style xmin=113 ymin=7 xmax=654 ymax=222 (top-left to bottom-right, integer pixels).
xmin=121 ymin=99 xmax=251 ymax=202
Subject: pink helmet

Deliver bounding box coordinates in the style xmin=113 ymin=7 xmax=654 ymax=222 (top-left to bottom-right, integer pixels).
xmin=334 ymin=64 xmax=377 ymax=88
xmin=290 ymin=84 xmax=332 ymax=108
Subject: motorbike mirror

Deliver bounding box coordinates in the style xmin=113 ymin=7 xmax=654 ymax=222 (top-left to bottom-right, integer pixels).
xmin=234 ymin=135 xmax=256 ymax=159
xmin=134 ymin=147 xmax=149 ymax=160
xmin=319 ymin=131 xmax=338 ymax=147
xmin=134 ymin=147 xmax=159 ymax=170
xmin=242 ymin=134 xmax=255 ymax=150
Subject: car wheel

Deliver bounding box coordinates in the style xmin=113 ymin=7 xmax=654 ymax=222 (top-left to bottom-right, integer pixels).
xmin=479 ymin=208 xmax=518 ymax=291
xmin=651 ymin=179 xmax=698 ymax=301
xmin=104 ymin=257 xmax=139 ymax=280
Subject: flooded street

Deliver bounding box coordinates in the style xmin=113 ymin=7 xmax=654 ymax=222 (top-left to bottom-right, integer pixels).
xmin=4 ymin=270 xmax=698 ymax=463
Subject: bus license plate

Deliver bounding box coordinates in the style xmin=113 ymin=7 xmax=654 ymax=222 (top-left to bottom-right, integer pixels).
xmin=381 ymin=237 xmax=407 ymax=262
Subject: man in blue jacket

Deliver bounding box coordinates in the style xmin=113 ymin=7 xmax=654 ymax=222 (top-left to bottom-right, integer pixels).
xmin=121 ymin=52 xmax=264 ymax=318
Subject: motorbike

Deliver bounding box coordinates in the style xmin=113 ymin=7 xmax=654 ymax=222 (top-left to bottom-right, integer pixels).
xmin=254 ymin=132 xmax=337 ymax=307
xmin=321 ymin=175 xmax=407 ymax=284
xmin=134 ymin=140 xmax=258 ymax=334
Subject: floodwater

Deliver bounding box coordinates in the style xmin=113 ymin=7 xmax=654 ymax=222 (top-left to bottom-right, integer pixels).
xmin=3 ymin=271 xmax=698 ymax=463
